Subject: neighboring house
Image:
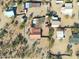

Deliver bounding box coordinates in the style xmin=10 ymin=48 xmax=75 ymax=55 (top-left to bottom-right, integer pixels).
xmin=24 ymin=1 xmax=41 ymax=9
xmin=69 ymin=33 xmax=79 ymax=44
xmin=51 ymin=15 xmax=61 ymax=27
xmin=24 ymin=1 xmax=41 ymax=13
xmin=3 ymin=9 xmax=15 ymax=17
xmin=56 ymin=30 xmax=65 ymax=39
xmin=55 ymin=0 xmax=63 ymax=4
xmin=24 ymin=0 xmax=50 ymax=9
xmin=29 ymin=27 xmax=41 ymax=40
xmin=61 ymin=3 xmax=73 ymax=16
xmin=3 ymin=3 xmax=17 ymax=17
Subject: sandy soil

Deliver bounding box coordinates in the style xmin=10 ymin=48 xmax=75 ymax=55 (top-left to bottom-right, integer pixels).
xmin=0 ymin=0 xmax=79 ymax=59
xmin=50 ymin=0 xmax=79 ymax=59
xmin=0 ymin=5 xmax=11 ymax=29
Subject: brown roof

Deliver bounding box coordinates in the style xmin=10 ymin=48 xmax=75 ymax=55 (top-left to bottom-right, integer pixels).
xmin=29 ymin=27 xmax=41 ymax=40
xmin=30 ymin=27 xmax=41 ymax=35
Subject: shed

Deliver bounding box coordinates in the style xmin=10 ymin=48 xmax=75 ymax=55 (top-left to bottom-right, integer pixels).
xmin=56 ymin=30 xmax=65 ymax=39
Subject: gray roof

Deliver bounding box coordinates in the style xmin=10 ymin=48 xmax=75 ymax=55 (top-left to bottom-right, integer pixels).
xmin=69 ymin=33 xmax=79 ymax=44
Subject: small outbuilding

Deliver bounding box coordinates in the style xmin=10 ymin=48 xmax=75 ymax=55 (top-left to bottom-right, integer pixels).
xmin=51 ymin=15 xmax=61 ymax=27
xmin=61 ymin=3 xmax=73 ymax=16
xmin=56 ymin=30 xmax=65 ymax=39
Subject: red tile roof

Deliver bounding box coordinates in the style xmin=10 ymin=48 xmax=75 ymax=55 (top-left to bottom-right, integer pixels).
xmin=30 ymin=27 xmax=41 ymax=35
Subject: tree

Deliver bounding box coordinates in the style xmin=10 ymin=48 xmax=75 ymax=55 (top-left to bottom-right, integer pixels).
xmin=48 ymin=27 xmax=55 ymax=49
xmin=49 ymin=27 xmax=54 ymax=38
xmin=20 ymin=21 xmax=26 ymax=29
xmin=17 ymin=0 xmax=23 ymax=4
xmin=0 ymin=29 xmax=8 ymax=38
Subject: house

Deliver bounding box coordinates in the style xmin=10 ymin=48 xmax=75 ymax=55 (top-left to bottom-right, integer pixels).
xmin=3 ymin=3 xmax=17 ymax=17
xmin=3 ymin=9 xmax=15 ymax=17
xmin=51 ymin=15 xmax=61 ymax=27
xmin=47 ymin=11 xmax=61 ymax=27
xmin=55 ymin=0 xmax=63 ymax=4
xmin=61 ymin=3 xmax=73 ymax=16
xmin=29 ymin=27 xmax=41 ymax=40
xmin=69 ymin=33 xmax=79 ymax=44
xmin=24 ymin=0 xmax=50 ymax=9
xmin=24 ymin=1 xmax=41 ymax=13
xmin=24 ymin=1 xmax=41 ymax=9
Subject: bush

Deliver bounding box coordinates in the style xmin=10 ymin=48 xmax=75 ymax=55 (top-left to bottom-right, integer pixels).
xmin=0 ymin=29 xmax=8 ymax=38
xmin=12 ymin=34 xmax=27 ymax=47
xmin=49 ymin=28 xmax=54 ymax=38
xmin=20 ymin=22 xmax=26 ymax=29
xmin=12 ymin=37 xmax=20 ymax=47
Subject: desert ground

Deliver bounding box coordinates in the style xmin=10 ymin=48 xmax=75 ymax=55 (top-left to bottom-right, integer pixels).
xmin=0 ymin=0 xmax=79 ymax=59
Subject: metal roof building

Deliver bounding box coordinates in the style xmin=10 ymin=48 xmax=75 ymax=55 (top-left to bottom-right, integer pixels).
xmin=69 ymin=33 xmax=79 ymax=44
